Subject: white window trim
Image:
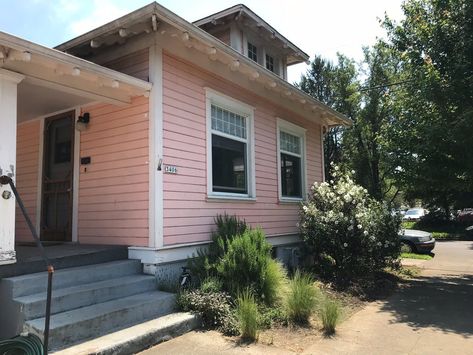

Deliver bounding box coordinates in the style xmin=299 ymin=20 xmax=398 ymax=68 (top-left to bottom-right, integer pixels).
xmin=205 ymin=88 xmax=256 ymax=200
xmin=277 ymin=118 xmax=307 ymax=202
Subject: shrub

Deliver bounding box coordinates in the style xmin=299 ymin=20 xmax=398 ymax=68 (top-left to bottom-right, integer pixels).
xmin=261 ymin=259 xmax=288 ymax=306
xmin=299 ymin=166 xmax=401 ymax=284
xmin=236 ymin=289 xmax=259 ymax=341
xmin=217 ymin=228 xmax=282 ymax=304
xmin=188 ymin=214 xmax=248 ymax=281
xmin=176 ymin=289 xmax=238 ymax=335
xmin=320 ymin=299 xmax=340 ymax=335
xmin=258 ymin=305 xmax=287 ymax=329
xmin=285 ymin=271 xmax=318 ymax=324
xmin=200 ymin=276 xmax=223 ymax=293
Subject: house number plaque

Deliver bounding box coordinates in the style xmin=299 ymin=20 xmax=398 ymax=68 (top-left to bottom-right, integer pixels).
xmin=164 ymin=165 xmax=178 ymax=174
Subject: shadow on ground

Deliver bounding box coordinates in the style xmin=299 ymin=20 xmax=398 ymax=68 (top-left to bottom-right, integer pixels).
xmin=380 ymin=273 xmax=473 ymax=337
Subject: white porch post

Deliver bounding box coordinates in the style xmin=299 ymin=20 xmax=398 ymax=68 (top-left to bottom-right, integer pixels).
xmin=0 ymin=69 xmax=24 ymax=265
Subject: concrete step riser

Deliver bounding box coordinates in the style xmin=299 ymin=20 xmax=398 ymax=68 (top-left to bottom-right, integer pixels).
xmin=25 ymin=293 xmax=176 ymax=350
xmin=7 ymin=260 xmax=142 ymax=297
xmin=19 ymin=277 xmax=157 ymax=320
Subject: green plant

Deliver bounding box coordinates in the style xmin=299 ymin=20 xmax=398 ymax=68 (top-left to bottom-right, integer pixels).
xmin=300 ymin=167 xmax=401 ymax=284
xmin=285 ymin=271 xmax=318 ymax=324
xmin=401 ymin=253 xmax=432 ymax=260
xmin=176 ymin=290 xmax=238 ymax=335
xmin=217 ymin=228 xmax=281 ymax=303
xmin=262 ymin=259 xmax=287 ymax=305
xmin=199 ymin=276 xmax=223 ymax=293
xmin=320 ymin=299 xmax=340 ymax=335
xmin=258 ymin=305 xmax=287 ymax=329
xmin=236 ymin=289 xmax=259 ymax=341
xmin=188 ymin=214 xmax=248 ymax=281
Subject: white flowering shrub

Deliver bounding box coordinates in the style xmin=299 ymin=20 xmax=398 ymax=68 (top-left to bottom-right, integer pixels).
xmin=299 ymin=166 xmax=401 ymax=284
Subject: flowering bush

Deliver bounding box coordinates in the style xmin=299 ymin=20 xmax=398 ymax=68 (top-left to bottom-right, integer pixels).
xmin=299 ymin=166 xmax=401 ymax=284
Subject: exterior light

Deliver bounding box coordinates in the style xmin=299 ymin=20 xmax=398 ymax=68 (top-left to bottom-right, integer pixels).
xmin=2 ymin=190 xmax=11 ymax=200
xmin=76 ymin=112 xmax=90 ymax=132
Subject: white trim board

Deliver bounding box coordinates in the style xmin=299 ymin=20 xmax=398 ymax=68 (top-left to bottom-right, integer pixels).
xmin=205 ymin=87 xmax=256 ymax=200
xmin=128 ymin=233 xmax=301 ymax=266
xmin=276 ymin=118 xmax=307 ymax=202
xmin=71 ymin=108 xmax=81 ymax=242
xmin=148 ymin=42 xmax=164 ymax=249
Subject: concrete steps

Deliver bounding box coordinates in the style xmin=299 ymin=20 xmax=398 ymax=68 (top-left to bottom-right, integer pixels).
xmin=2 ymin=259 xmax=176 ymax=351
xmin=16 ymin=274 xmax=157 ymax=320
xmin=6 ymin=259 xmax=142 ymax=297
xmin=25 ymin=291 xmax=176 ymax=350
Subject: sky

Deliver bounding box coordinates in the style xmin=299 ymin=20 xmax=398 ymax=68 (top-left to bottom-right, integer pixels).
xmin=0 ymin=0 xmax=405 ymax=83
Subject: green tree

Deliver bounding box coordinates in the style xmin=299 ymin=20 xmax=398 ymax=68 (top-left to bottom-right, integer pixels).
xmin=343 ymin=42 xmax=402 ymax=201
xmin=298 ymin=54 xmax=359 ymax=181
xmin=299 ymin=48 xmax=402 ymax=202
xmin=384 ymin=0 xmax=473 ymax=214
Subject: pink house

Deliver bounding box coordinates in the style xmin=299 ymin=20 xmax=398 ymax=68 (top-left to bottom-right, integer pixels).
xmin=0 ymin=2 xmax=349 ymax=349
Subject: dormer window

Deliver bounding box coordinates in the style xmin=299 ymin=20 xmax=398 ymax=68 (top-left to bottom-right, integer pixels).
xmin=247 ymin=42 xmax=257 ymax=62
xmin=265 ymin=54 xmax=274 ymax=72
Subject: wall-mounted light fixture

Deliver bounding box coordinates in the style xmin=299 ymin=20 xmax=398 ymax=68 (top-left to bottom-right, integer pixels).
xmin=76 ymin=112 xmax=90 ymax=132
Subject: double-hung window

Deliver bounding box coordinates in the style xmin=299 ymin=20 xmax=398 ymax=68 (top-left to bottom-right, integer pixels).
xmin=247 ymin=42 xmax=258 ymax=62
xmin=265 ymin=54 xmax=275 ymax=72
xmin=277 ymin=119 xmax=306 ymax=200
xmin=206 ymin=89 xmax=255 ymax=199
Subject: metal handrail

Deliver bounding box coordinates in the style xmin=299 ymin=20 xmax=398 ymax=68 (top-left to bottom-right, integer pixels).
xmin=0 ymin=175 xmax=53 ymax=355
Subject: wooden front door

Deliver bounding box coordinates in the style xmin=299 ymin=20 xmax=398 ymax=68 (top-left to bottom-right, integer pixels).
xmin=41 ymin=112 xmax=74 ymax=242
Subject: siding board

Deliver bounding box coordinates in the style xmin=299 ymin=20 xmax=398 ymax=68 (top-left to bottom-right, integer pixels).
xmin=78 ymin=96 xmax=149 ymax=246
xmin=15 ymin=121 xmax=40 ymax=242
xmin=162 ymin=52 xmax=322 ymax=246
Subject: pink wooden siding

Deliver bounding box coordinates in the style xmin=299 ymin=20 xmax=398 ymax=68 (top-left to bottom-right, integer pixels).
xmin=77 ymin=96 xmax=149 ymax=246
xmin=102 ymin=48 xmax=149 ymax=82
xmin=162 ymin=52 xmax=323 ymax=246
xmin=15 ymin=120 xmax=40 ymax=242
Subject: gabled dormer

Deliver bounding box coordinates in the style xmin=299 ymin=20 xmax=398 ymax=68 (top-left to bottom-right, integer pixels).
xmin=194 ymin=4 xmax=309 ymax=81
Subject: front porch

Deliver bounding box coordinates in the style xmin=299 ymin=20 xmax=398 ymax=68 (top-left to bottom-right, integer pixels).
xmin=0 ymin=31 xmax=152 ymax=266
xmin=0 ymin=243 xmax=128 ymax=278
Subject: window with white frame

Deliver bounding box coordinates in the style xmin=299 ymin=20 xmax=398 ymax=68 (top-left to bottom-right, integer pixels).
xmin=265 ymin=54 xmax=275 ymax=72
xmin=278 ymin=119 xmax=306 ymax=199
xmin=207 ymin=89 xmax=254 ymax=198
xmin=247 ymin=42 xmax=258 ymax=62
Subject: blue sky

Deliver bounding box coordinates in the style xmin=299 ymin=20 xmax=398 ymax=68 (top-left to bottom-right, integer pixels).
xmin=0 ymin=0 xmax=404 ymax=82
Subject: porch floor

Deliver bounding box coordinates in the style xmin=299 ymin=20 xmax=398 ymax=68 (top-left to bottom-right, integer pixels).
xmin=0 ymin=244 xmax=128 ymax=278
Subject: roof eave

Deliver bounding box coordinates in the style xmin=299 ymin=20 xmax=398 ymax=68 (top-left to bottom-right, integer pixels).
xmin=193 ymin=4 xmax=309 ymax=62
xmin=51 ymin=2 xmax=348 ymax=126
xmin=55 ymin=3 xmax=157 ymax=52
xmin=0 ymin=31 xmax=152 ymax=94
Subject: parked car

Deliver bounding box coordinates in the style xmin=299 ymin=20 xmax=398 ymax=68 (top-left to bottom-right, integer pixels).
xmin=457 ymin=208 xmax=473 ymax=223
xmin=399 ymin=229 xmax=436 ymax=253
xmin=402 ymin=208 xmax=426 ymax=221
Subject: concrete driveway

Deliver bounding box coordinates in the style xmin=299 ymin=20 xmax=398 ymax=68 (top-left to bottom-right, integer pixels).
xmin=141 ymin=241 xmax=473 ymax=355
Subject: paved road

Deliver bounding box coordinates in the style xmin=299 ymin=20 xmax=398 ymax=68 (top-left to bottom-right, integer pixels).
xmin=141 ymin=241 xmax=473 ymax=354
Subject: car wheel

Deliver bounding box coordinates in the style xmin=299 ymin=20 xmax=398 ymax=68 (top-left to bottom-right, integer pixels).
xmin=401 ymin=242 xmax=415 ymax=253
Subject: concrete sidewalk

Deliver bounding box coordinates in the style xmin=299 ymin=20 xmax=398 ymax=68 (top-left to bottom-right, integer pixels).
xmin=305 ymin=241 xmax=473 ymax=354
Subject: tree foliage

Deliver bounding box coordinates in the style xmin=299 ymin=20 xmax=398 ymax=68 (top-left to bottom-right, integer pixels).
xmin=298 ymin=55 xmax=359 ymax=181
xmin=299 ymin=0 xmax=473 ymax=212
xmin=383 ymin=0 xmax=473 ymax=212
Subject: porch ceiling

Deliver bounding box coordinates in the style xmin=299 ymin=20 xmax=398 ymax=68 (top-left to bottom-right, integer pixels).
xmin=18 ymin=81 xmax=91 ymax=122
xmin=0 ymin=31 xmax=152 ymax=121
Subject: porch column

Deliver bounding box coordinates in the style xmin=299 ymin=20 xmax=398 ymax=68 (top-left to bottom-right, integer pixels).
xmin=0 ymin=69 xmax=24 ymax=265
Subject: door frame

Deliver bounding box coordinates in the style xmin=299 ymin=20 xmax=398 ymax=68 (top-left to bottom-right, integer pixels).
xmin=37 ymin=108 xmax=80 ymax=242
